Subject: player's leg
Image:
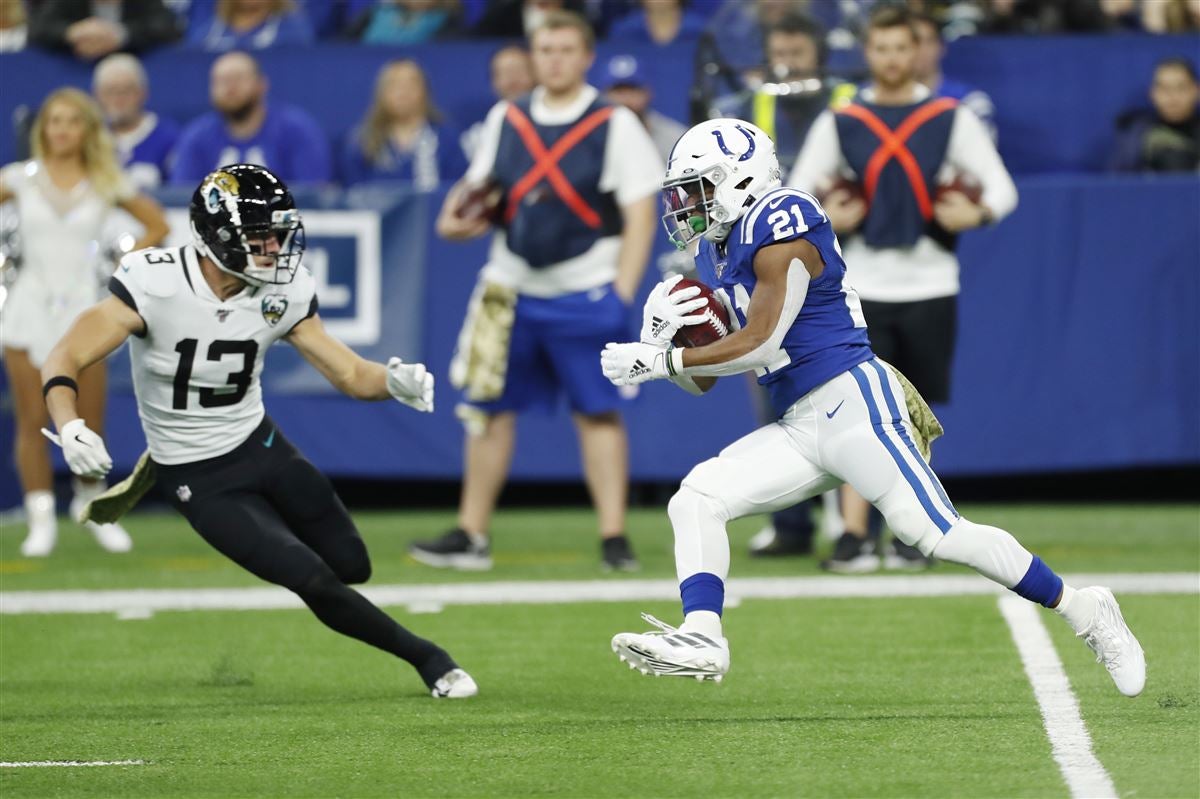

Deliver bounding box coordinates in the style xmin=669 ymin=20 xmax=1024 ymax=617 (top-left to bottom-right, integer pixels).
xmin=4 ymin=346 xmax=57 ymax=557
xmin=828 ymin=300 xmax=902 ymax=572
xmin=825 ymin=360 xmax=1145 ymax=696
xmin=546 ymin=286 xmax=637 ymax=570
xmin=72 ymin=360 xmax=132 ymax=553
xmin=613 ymin=416 xmax=838 ymax=679
xmin=259 ymin=426 xmax=372 ymax=585
xmin=410 ymin=298 xmax=552 ymax=570
xmin=159 ymin=453 xmax=472 ymax=696
xmin=879 ymin=296 xmax=957 ymax=569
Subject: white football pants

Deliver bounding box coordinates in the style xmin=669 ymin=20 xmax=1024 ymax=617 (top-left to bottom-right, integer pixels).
xmin=669 ymin=359 xmax=1034 ymax=589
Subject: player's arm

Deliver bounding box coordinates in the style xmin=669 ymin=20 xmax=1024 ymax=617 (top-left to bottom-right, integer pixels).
xmin=677 ymin=238 xmax=823 ymax=376
xmin=41 ymin=297 xmax=144 ymax=477
xmin=613 ymin=194 xmax=656 ymax=303
xmin=287 ymin=313 xmax=434 ymax=411
xmin=601 ymin=238 xmax=824 ymax=385
xmin=116 ymin=193 xmax=170 ymax=251
xmin=935 ymin=106 xmax=1018 ymax=232
xmin=436 ymin=102 xmax=505 ymax=241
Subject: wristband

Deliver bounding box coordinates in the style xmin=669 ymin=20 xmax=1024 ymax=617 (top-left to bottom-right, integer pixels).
xmin=667 ymin=348 xmax=685 ymax=377
xmin=42 ymin=376 xmax=79 ymax=399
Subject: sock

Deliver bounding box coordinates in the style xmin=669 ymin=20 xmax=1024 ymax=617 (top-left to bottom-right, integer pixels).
xmin=681 ymin=610 xmax=723 ymax=639
xmin=1011 ymin=556 xmax=1064 ymax=607
xmin=297 ymin=571 xmax=455 ymax=688
xmin=680 ymin=571 xmax=724 ymax=616
xmin=72 ymin=477 xmax=105 ymax=503
xmin=24 ymin=491 xmax=56 ymax=530
xmin=1054 ymin=585 xmax=1099 ymax=634
xmin=462 ymin=529 xmax=488 ymax=549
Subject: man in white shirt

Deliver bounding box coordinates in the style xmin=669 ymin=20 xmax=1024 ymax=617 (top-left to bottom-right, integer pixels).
xmin=412 ymin=10 xmax=661 ymax=572
xmin=789 ymin=5 xmax=1017 ymax=572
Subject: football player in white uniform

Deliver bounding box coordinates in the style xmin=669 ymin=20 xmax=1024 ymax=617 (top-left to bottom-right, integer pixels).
xmin=600 ymin=121 xmax=1145 ymax=697
xmin=40 ymin=165 xmax=476 ymax=699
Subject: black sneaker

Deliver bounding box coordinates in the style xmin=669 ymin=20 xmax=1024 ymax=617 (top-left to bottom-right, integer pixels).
xmin=409 ymin=529 xmax=492 ymax=571
xmin=820 ymin=532 xmax=881 ymax=573
xmin=601 ymin=536 xmax=640 ymax=572
xmin=885 ymin=539 xmax=934 ymax=571
xmin=749 ymin=525 xmax=814 ymax=557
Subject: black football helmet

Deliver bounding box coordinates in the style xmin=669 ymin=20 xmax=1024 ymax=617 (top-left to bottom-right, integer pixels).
xmin=189 ymin=164 xmax=305 ymax=286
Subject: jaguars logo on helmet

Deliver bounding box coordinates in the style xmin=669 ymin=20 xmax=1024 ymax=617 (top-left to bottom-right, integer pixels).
xmin=189 ymin=164 xmax=306 ymax=288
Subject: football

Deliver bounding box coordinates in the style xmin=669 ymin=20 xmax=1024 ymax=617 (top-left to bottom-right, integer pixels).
xmin=453 ymin=178 xmax=504 ymax=223
xmin=935 ymin=170 xmax=983 ymax=205
xmin=669 ymin=278 xmax=731 ymax=348
xmin=816 ymin=175 xmax=866 ymax=208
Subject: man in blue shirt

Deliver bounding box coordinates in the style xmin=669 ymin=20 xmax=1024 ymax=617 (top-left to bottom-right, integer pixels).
xmin=600 ymin=119 xmax=1144 ymax=701
xmin=92 ymin=53 xmax=180 ymax=190
xmin=171 ymin=51 xmax=331 ymax=185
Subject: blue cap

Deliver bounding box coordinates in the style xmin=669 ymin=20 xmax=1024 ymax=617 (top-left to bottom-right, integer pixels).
xmin=605 ymin=54 xmax=647 ymax=89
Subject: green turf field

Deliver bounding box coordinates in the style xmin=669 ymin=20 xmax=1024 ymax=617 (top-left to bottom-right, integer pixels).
xmin=1 ymin=504 xmax=1197 ymax=798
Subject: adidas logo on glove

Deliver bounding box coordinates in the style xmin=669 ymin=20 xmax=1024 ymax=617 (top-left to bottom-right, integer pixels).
xmin=629 ymin=359 xmax=651 ymax=379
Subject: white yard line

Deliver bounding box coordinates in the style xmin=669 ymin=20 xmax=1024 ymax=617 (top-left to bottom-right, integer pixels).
xmin=0 ymin=572 xmax=1195 ymax=615
xmin=999 ymin=595 xmax=1118 ymax=799
xmin=0 ymin=760 xmax=147 ymax=768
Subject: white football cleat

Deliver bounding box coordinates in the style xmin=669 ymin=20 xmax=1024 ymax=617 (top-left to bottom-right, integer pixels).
xmin=611 ymin=613 xmax=729 ymax=682
xmin=85 ymin=520 xmax=134 ymax=553
xmin=1076 ymin=587 xmax=1146 ymax=697
xmin=431 ymin=668 xmax=478 ymax=699
xmin=20 ymin=522 xmax=57 ymax=558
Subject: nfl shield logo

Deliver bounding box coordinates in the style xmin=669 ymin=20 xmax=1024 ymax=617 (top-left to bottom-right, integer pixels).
xmin=261 ymin=295 xmax=288 ymax=327
xmin=176 ymin=485 xmax=192 ymax=503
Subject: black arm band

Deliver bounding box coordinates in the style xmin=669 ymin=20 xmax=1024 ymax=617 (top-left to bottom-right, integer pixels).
xmin=42 ymin=376 xmax=79 ymax=399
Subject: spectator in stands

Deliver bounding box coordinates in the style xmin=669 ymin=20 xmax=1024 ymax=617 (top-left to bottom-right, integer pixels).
xmin=188 ymin=0 xmax=313 ymax=51
xmin=1143 ymin=0 xmax=1200 ymax=33
xmin=977 ymin=0 xmax=1056 ymax=34
xmin=348 ymin=0 xmax=460 ymax=43
xmin=473 ymin=0 xmax=585 ymax=39
xmin=342 ymin=59 xmax=468 ymax=189
xmin=413 ymin=10 xmax=661 ymax=573
xmin=28 ymin=0 xmax=181 ymax=60
xmin=171 ymin=51 xmax=331 ymax=184
xmin=608 ymin=0 xmax=706 ymax=46
xmin=0 ymin=0 xmax=27 ymax=52
xmin=912 ymin=12 xmax=996 ymax=141
xmin=1059 ymin=0 xmax=1144 ymax=31
xmin=92 ymin=54 xmax=179 ymax=190
xmin=704 ymin=0 xmax=812 ymax=71
xmin=791 ymin=5 xmax=1017 ymax=572
xmin=603 ymin=54 xmax=684 ymax=162
xmin=461 ymin=45 xmax=536 ymax=161
xmin=712 ymin=13 xmax=832 ymax=175
xmin=1 ymin=88 xmax=168 ymax=558
xmin=1112 ymin=57 xmax=1199 ymax=173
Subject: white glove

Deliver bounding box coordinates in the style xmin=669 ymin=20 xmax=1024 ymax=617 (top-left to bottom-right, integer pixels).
xmin=386 ymin=357 xmax=434 ymax=413
xmin=41 ymin=418 xmax=113 ymax=479
xmin=601 ymin=342 xmax=674 ymax=386
xmin=640 ymin=273 xmax=711 ymax=347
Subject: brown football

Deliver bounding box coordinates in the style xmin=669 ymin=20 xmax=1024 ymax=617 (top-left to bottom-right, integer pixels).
xmin=670 ymin=278 xmax=732 ymax=349
xmin=816 ymin=175 xmax=866 ymax=207
xmin=935 ymin=171 xmax=983 ymax=205
xmin=453 ymin=179 xmax=504 ymax=222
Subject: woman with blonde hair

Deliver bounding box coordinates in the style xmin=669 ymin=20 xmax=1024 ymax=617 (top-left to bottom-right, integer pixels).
xmin=0 ymin=87 xmax=168 ymax=557
xmin=341 ymin=59 xmax=467 ymax=189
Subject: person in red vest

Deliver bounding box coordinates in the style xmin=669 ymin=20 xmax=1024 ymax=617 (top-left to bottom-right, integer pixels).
xmin=790 ymin=4 xmax=1017 ymax=573
xmin=414 ymin=9 xmax=661 ymax=572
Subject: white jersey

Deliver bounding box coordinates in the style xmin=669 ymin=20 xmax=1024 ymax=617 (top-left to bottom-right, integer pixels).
xmin=110 ymin=244 xmax=317 ymax=465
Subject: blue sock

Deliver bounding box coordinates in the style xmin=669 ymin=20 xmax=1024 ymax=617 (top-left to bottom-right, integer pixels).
xmin=680 ymin=572 xmax=725 ymax=616
xmin=1011 ymin=556 xmax=1064 ymax=607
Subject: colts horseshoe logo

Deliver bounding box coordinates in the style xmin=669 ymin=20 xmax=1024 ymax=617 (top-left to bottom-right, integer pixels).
xmin=711 ymin=125 xmax=757 ymax=162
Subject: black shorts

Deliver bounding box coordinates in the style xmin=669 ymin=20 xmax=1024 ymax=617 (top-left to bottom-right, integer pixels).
xmin=154 ymin=416 xmax=370 ymax=590
xmin=861 ymin=296 xmax=957 ymax=404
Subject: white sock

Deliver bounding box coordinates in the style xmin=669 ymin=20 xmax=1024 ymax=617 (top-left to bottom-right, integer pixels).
xmin=1054 ymin=585 xmax=1098 ymax=634
xmin=465 ymin=530 xmax=489 ymax=548
xmin=680 ymin=610 xmax=723 ymax=639
xmin=24 ymin=491 xmax=56 ymax=530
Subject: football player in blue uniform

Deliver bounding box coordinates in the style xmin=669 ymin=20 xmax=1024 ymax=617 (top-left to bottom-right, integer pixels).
xmin=600 ymin=120 xmax=1145 ymax=696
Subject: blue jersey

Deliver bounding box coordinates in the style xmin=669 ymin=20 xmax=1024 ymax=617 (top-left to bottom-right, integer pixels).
xmin=170 ymin=105 xmax=331 ymax=186
xmin=694 ymin=187 xmax=874 ymax=417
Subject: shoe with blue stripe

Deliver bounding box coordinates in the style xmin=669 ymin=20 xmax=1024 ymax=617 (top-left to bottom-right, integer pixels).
xmin=611 ymin=614 xmax=730 ymax=682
